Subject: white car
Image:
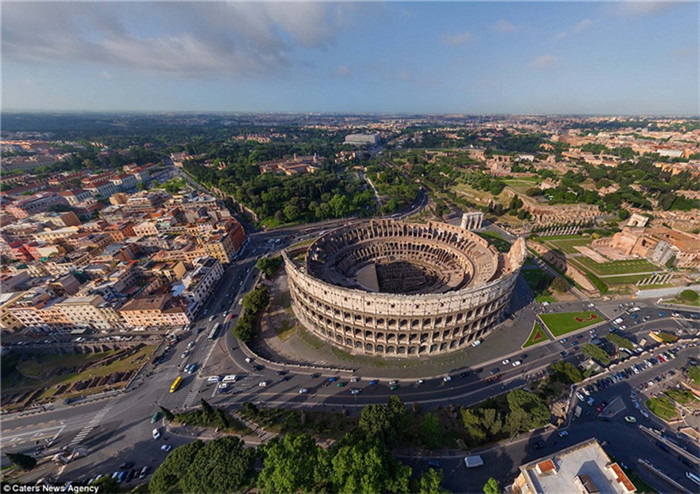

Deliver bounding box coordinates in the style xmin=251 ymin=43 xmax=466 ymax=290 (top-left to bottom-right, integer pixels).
xmin=350 ymin=377 xmax=359 ymax=383
xmin=187 ymin=341 xmax=195 ymax=349
xmin=471 ymin=340 xmax=482 ymax=347
xmin=161 ymin=444 xmax=172 ymax=452
xmin=512 ymin=360 xmax=522 ymax=367
xmin=416 ymin=379 xmax=424 ymax=385
xmin=152 ymin=428 xmax=161 ymax=440
xmin=350 ymin=389 xmax=361 ymax=395
xmin=299 ymin=388 xmax=308 ymax=394
xmin=258 ymin=381 xmax=268 ymax=387
xmin=502 ymin=359 xmax=511 ymax=365
xmin=389 ymin=380 xmax=399 ymax=386
xmin=218 ymin=383 xmax=229 ymax=390
xmin=245 ymin=357 xmax=252 ymax=363
xmin=443 ymin=376 xmax=452 ymax=382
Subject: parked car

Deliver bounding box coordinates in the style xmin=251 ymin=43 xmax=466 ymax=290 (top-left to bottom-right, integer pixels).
xmin=161 ymin=444 xmax=173 ymax=452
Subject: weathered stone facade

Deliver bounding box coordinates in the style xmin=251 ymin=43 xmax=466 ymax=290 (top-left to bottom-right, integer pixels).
xmin=283 ymin=219 xmax=527 ymax=357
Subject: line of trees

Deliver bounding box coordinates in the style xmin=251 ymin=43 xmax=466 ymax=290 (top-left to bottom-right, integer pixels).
xmin=232 ymin=285 xmax=270 ymax=343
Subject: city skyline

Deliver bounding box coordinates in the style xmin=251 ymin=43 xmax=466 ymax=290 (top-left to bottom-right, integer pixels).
xmin=2 ymin=1 xmax=699 ymax=115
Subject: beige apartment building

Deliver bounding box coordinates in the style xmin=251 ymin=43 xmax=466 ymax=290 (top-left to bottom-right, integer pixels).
xmin=119 ymin=294 xmax=191 ymax=328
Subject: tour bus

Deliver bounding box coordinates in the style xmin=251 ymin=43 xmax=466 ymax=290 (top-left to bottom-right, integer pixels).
xmin=169 ymin=376 xmax=183 ymax=393
xmin=208 ymin=323 xmax=220 ymax=340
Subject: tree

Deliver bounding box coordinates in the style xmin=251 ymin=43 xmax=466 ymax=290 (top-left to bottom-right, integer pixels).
xmin=5 ymin=452 xmax=36 ymax=471
xmin=91 ymin=475 xmax=120 ymax=493
xmin=256 ymin=256 xmax=283 ymax=279
xmin=460 ymin=408 xmax=486 ymax=443
xmin=179 ymin=436 xmax=255 ymax=493
xmin=419 ymin=412 xmax=443 ymax=449
xmin=242 ymin=285 xmax=270 ymax=313
xmin=479 ymin=408 xmax=503 ymax=435
xmin=506 ymin=389 xmax=550 ymax=430
xmin=550 ymin=277 xmax=569 ymax=293
xmin=484 ymin=477 xmax=500 ymax=494
xmin=417 ymin=468 xmax=449 ymax=494
xmin=506 ymin=408 xmax=528 ymax=436
xmin=137 ymin=182 xmax=147 ymax=191
xmin=330 ymin=438 xmax=411 ymax=494
xmin=359 ymin=404 xmax=395 ymax=446
xmin=582 ymin=343 xmax=611 ymax=366
xmin=160 ymin=405 xmax=175 ymax=421
xmin=150 ymin=441 xmax=205 ymax=493
xmin=258 ymin=434 xmax=329 ymax=493
xmin=551 ymin=361 xmax=583 ymax=384
xmin=200 ymin=398 xmax=214 ymax=420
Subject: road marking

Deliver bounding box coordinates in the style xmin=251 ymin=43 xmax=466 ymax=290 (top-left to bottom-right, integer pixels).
xmin=68 ymin=401 xmax=117 ymax=447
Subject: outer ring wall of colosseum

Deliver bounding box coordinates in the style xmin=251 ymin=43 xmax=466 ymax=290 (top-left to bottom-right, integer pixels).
xmin=283 ymin=223 xmax=527 ymax=358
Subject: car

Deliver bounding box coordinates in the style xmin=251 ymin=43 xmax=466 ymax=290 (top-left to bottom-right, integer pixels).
xmin=658 ymin=312 xmax=666 ymax=317
xmin=276 ymin=370 xmax=288 ymax=376
xmin=310 ymin=373 xmax=320 ymax=378
xmin=350 ymin=377 xmax=360 ymax=383
xmin=151 ymin=412 xmax=161 ymax=423
xmin=427 ymin=459 xmax=441 ymax=469
xmin=490 ymin=368 xmax=500 ymax=375
xmin=258 ymin=381 xmax=268 ymax=387
xmin=187 ymin=363 xmax=197 ymax=374
xmin=389 ymin=380 xmax=399 ymax=385
xmin=299 ymin=388 xmax=308 ymax=394
xmin=209 ymin=315 xmax=215 ymax=321
xmin=138 ymin=466 xmax=151 ymax=479
xmin=502 ymin=359 xmax=510 ymax=365
xmin=390 ymin=385 xmax=399 ymax=391
xmin=187 ymin=341 xmax=195 ymax=349
xmin=218 ymin=383 xmax=229 ymax=390
xmin=471 ymin=340 xmax=482 ymax=347
xmin=152 ymin=428 xmax=161 ymax=440
xmin=336 ymin=382 xmax=346 ymax=387
xmin=561 ymin=338 xmax=568 ymax=343
xmin=532 ymin=440 xmax=546 ymax=450
xmin=181 ymin=351 xmax=189 ymax=359
xmin=512 ymin=360 xmax=522 ymax=367
xmin=460 ymin=371 xmax=470 ymax=378
xmin=368 ymin=380 xmax=378 ymax=386
xmin=350 ymin=389 xmax=361 ymax=395
xmin=416 ymin=379 xmax=424 ymax=385
xmin=328 ymin=377 xmax=338 ymax=382
xmin=195 ymin=327 xmax=203 ymax=334
xmin=624 ymin=416 xmax=637 ymax=423
xmin=443 ymin=376 xmax=452 ymax=382
xmin=119 ymin=462 xmax=134 ymax=470
xmin=161 ymin=444 xmax=172 ymax=452
xmin=560 ymin=351 xmax=568 ymax=357
xmin=558 ymin=430 xmax=569 ymax=438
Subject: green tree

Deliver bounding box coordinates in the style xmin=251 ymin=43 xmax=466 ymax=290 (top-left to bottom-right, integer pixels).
xmin=506 ymin=389 xmax=550 ymax=430
xmin=150 ymin=441 xmax=205 ymax=493
xmin=5 ymin=452 xmax=36 ymax=471
xmin=582 ymin=343 xmax=611 ymax=366
xmin=160 ymin=406 xmax=175 ymax=421
xmin=258 ymin=434 xmax=329 ymax=493
xmin=359 ymin=404 xmax=396 ymax=445
xmin=417 ymin=468 xmax=449 ymax=494
xmin=242 ymin=285 xmax=270 ymax=313
xmin=479 ymin=408 xmax=503 ymax=435
xmin=91 ymin=475 xmax=120 ymax=493
xmin=484 ymin=477 xmax=500 ymax=494
xmin=506 ymin=408 xmax=528 ymax=436
xmin=200 ymin=398 xmax=214 ymax=420
xmin=179 ymin=436 xmax=255 ymax=494
xmin=460 ymin=408 xmax=486 ymax=443
xmin=330 ymin=439 xmax=411 ymax=494
xmin=419 ymin=412 xmax=443 ymax=449
xmin=137 ymin=182 xmax=147 ymax=191
xmin=256 ymin=256 xmax=283 ymax=279
xmin=550 ymin=361 xmax=583 ymax=384
xmin=550 ymin=277 xmax=569 ymax=293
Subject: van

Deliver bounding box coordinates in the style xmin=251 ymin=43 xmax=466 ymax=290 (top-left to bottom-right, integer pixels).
xmin=222 ymin=375 xmax=237 ymax=383
xmin=207 ymin=375 xmax=221 ymax=383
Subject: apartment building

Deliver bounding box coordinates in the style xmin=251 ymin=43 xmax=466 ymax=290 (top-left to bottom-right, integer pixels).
xmin=119 ymin=294 xmax=191 ymax=328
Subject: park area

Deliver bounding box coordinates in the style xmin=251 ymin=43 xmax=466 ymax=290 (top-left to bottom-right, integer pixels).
xmin=523 ymin=322 xmax=550 ymax=348
xmin=539 ymin=311 xmax=601 ymax=337
xmin=646 ymin=397 xmax=679 ymax=422
xmin=1 ymin=345 xmax=155 ymax=411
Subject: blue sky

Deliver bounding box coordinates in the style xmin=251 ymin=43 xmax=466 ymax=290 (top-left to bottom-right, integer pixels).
xmin=2 ymin=2 xmax=698 ymax=115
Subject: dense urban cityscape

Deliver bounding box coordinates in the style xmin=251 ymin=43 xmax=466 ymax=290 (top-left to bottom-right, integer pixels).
xmin=1 ymin=1 xmax=699 ymax=494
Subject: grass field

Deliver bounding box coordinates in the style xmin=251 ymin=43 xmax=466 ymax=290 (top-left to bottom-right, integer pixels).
xmin=688 ymin=366 xmax=700 ymax=385
xmin=523 ymin=322 xmax=550 ymax=348
xmin=598 ymin=274 xmax=652 ymax=284
xmin=539 ymin=311 xmax=601 ymax=337
xmin=531 ymin=235 xmax=592 ymax=254
xmin=646 ymin=397 xmax=679 ymax=422
xmin=573 ymin=257 xmax=659 ymax=276
xmin=476 ymin=231 xmax=512 ymax=253
xmin=665 ymin=389 xmax=698 ymax=405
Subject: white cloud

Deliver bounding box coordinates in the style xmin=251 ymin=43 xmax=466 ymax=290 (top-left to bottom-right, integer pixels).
xmin=572 ymin=19 xmax=592 ymax=33
xmin=612 ymin=2 xmax=678 ymax=18
xmin=442 ymin=31 xmax=476 ymax=47
xmin=1 ymin=2 xmax=360 ymax=77
xmin=494 ymin=19 xmax=517 ymax=33
xmin=530 ymin=55 xmax=558 ymax=69
xmin=555 ymin=31 xmax=568 ymax=41
xmin=331 ymin=65 xmax=351 ymax=78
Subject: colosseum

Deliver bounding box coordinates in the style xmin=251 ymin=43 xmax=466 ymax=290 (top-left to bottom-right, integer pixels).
xmin=283 ymin=219 xmax=527 ymax=358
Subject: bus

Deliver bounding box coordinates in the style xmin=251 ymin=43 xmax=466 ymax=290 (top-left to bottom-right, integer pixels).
xmin=169 ymin=376 xmax=183 ymax=393
xmin=208 ymin=323 xmax=220 ymax=340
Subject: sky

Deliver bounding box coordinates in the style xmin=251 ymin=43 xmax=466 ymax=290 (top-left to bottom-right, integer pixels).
xmin=2 ymin=1 xmax=698 ymax=115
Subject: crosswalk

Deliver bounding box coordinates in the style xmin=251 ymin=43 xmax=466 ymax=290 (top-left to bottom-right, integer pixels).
xmin=182 ymin=376 xmax=204 ymax=409
xmin=68 ymin=401 xmax=116 ymax=447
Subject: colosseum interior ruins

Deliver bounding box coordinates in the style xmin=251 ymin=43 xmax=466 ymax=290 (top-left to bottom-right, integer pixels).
xmin=283 ymin=219 xmax=527 ymax=358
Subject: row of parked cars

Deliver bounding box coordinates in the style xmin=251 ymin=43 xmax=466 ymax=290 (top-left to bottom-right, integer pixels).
xmin=79 ymin=465 xmax=151 ymax=486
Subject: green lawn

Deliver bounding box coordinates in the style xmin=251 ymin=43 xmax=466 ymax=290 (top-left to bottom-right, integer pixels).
xmin=574 ymin=257 xmax=660 ymax=276
xmin=688 ymin=366 xmax=700 ymax=385
xmin=665 ymin=389 xmax=698 ymax=405
xmin=539 ymin=311 xmax=601 ymax=337
xmin=646 ymin=397 xmax=679 ymax=422
xmin=523 ymin=322 xmax=550 ymax=348
xmin=476 ymin=231 xmax=512 ymax=253
xmin=532 ymin=235 xmax=592 ymax=254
